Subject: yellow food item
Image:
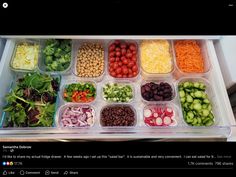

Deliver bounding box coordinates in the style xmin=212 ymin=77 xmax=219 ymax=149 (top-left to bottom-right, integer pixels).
xmin=12 ymin=42 xmax=39 ymax=70
xmin=141 ymin=40 xmax=172 ymax=74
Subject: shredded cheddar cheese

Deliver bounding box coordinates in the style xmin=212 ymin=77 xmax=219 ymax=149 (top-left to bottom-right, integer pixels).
xmin=141 ymin=40 xmax=172 ymax=74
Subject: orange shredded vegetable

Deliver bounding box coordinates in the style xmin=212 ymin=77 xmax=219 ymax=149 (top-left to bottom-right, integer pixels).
xmin=174 ymin=40 xmax=204 ymax=73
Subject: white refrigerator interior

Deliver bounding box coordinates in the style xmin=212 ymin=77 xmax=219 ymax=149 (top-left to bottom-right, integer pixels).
xmin=0 ymin=36 xmax=235 ymax=140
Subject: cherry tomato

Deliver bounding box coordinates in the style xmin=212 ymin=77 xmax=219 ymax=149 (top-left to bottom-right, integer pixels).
xmin=111 ymin=71 xmax=116 ymax=77
xmin=131 ymin=56 xmax=137 ymax=61
xmin=128 ymin=68 xmax=133 ymax=74
xmin=121 ymin=49 xmax=126 ymax=55
xmin=109 ymin=63 xmax=114 ymax=68
xmin=133 ymin=71 xmax=138 ymax=76
xmin=128 ymin=73 xmax=133 ymax=78
xmin=109 ymin=57 xmax=115 ymax=62
xmin=117 ymin=74 xmax=122 ymax=78
xmin=129 ymin=44 xmax=136 ymax=51
xmin=115 ymin=67 xmax=122 ymax=74
xmin=115 ymin=57 xmax=120 ymax=62
xmin=114 ymin=40 xmax=120 ymax=45
xmin=109 ymin=51 xmax=115 ymax=57
xmin=132 ymin=50 xmax=137 ymax=55
xmin=122 ymin=75 xmax=127 ymax=78
xmin=118 ymin=61 xmax=123 ymax=66
xmin=109 ymin=68 xmax=114 ymax=73
xmin=127 ymin=49 xmax=131 ymax=53
xmin=115 ymin=47 xmax=121 ymax=52
xmin=123 ymin=59 xmax=128 ymax=65
xmin=116 ymin=51 xmax=121 ymax=57
xmin=120 ymin=44 xmax=127 ymax=49
xmin=109 ymin=44 xmax=116 ymax=52
xmin=121 ymin=56 xmax=126 ymax=61
xmin=113 ymin=62 xmax=119 ymax=69
xmin=128 ymin=61 xmax=135 ymax=68
xmin=122 ymin=67 xmax=128 ymax=75
xmin=132 ymin=65 xmax=138 ymax=72
xmin=126 ymin=53 xmax=132 ymax=58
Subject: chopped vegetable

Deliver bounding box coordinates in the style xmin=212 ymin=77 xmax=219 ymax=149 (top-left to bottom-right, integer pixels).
xmin=63 ymin=82 xmax=96 ymax=103
xmin=178 ymin=81 xmax=215 ymax=126
xmin=174 ymin=40 xmax=205 ymax=73
xmin=3 ymin=72 xmax=60 ymax=127
xmin=43 ymin=39 xmax=71 ymax=72
xmin=144 ymin=105 xmax=176 ymax=127
xmin=103 ymin=83 xmax=133 ymax=102
xmin=60 ymin=105 xmax=95 ymax=127
xmin=12 ymin=42 xmax=39 ymax=71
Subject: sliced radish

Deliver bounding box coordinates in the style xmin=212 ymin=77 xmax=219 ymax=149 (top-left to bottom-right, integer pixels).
xmin=164 ymin=107 xmax=173 ymax=116
xmin=155 ymin=107 xmax=163 ymax=116
xmin=153 ymin=112 xmax=158 ymax=118
xmin=144 ymin=109 xmax=152 ymax=118
xmin=155 ymin=117 xmax=163 ymax=126
xmin=170 ymin=118 xmax=177 ymax=126
xmin=163 ymin=116 xmax=172 ymax=126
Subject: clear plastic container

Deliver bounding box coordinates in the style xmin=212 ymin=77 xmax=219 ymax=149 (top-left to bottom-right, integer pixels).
xmin=140 ymin=40 xmax=174 ymax=80
xmin=172 ymin=40 xmax=211 ymax=79
xmin=143 ymin=103 xmax=180 ymax=127
xmin=140 ymin=80 xmax=176 ymax=103
xmin=72 ymin=40 xmax=105 ymax=82
xmin=176 ymin=77 xmax=219 ymax=127
xmin=99 ymin=104 xmax=137 ymax=127
xmin=38 ymin=39 xmax=73 ymax=75
xmin=107 ymin=40 xmax=140 ymax=81
xmin=1 ymin=73 xmax=61 ymax=128
xmin=56 ymin=103 xmax=96 ymax=128
xmin=60 ymin=80 xmax=97 ymax=104
xmin=101 ymin=81 xmax=135 ymax=103
xmin=10 ymin=39 xmax=41 ymax=72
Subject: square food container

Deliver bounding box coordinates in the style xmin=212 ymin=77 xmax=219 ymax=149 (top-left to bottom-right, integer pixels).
xmin=176 ymin=77 xmax=219 ymax=127
xmin=143 ymin=103 xmax=180 ymax=127
xmin=38 ymin=39 xmax=73 ymax=75
xmin=172 ymin=40 xmax=211 ymax=79
xmin=60 ymin=80 xmax=97 ymax=104
xmin=107 ymin=40 xmax=140 ymax=81
xmin=140 ymin=80 xmax=176 ymax=103
xmin=72 ymin=40 xmax=105 ymax=82
xmin=0 ymin=72 xmax=61 ymax=128
xmin=99 ymin=104 xmax=137 ymax=128
xmin=140 ymin=40 xmax=174 ymax=80
xmin=101 ymin=81 xmax=135 ymax=103
xmin=56 ymin=103 xmax=96 ymax=128
xmin=10 ymin=39 xmax=41 ymax=72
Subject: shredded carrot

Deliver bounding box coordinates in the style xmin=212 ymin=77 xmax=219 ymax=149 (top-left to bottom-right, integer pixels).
xmin=174 ymin=40 xmax=204 ymax=73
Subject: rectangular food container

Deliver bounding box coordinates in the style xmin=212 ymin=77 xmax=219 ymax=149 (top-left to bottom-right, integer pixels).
xmin=0 ymin=72 xmax=61 ymax=128
xmin=10 ymin=39 xmax=41 ymax=72
xmin=107 ymin=40 xmax=140 ymax=81
xmin=38 ymin=39 xmax=73 ymax=75
xmin=140 ymin=80 xmax=176 ymax=103
xmin=172 ymin=40 xmax=211 ymax=79
xmin=143 ymin=103 xmax=181 ymax=127
xmin=60 ymin=80 xmax=97 ymax=104
xmin=99 ymin=103 xmax=137 ymax=128
xmin=140 ymin=40 xmax=174 ymax=80
xmin=176 ymin=77 xmax=219 ymax=127
xmin=101 ymin=81 xmax=135 ymax=103
xmin=56 ymin=103 xmax=96 ymax=129
xmin=72 ymin=40 xmax=105 ymax=82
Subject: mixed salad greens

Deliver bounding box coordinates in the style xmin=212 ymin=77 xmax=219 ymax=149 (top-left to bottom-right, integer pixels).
xmin=43 ymin=39 xmax=71 ymax=72
xmin=3 ymin=72 xmax=60 ymax=127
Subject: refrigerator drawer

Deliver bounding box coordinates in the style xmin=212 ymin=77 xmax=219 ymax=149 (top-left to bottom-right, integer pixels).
xmin=0 ymin=38 xmax=235 ymax=140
